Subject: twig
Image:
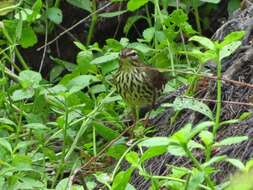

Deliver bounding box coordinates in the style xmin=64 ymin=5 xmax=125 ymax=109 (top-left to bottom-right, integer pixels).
xmin=36 ymin=2 xmax=112 ymax=51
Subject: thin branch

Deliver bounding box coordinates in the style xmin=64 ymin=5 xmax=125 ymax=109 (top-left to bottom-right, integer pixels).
xmin=36 ymin=2 xmax=112 ymax=51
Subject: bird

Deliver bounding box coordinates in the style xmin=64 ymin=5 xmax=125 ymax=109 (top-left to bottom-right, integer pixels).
xmin=113 ymin=48 xmax=168 ymax=122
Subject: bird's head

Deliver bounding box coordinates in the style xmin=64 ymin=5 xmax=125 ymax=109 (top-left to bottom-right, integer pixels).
xmin=119 ymin=48 xmax=141 ymax=69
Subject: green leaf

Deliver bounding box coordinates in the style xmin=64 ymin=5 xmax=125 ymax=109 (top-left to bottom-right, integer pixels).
xmin=76 ymin=50 xmax=96 ymax=74
xmin=16 ymin=177 xmax=44 ymax=189
xmin=138 ymin=137 xmax=171 ymax=147
xmin=125 ymin=152 xmax=139 ymax=167
xmin=127 ymin=0 xmax=148 ymax=11
xmin=19 ymin=70 xmax=42 ymax=88
xmin=12 ymin=155 xmax=32 ymax=171
xmin=51 ymin=57 xmax=77 ymax=71
xmin=165 ymin=97 xmax=214 ymax=120
xmin=0 ymin=138 xmax=12 ymax=153
xmin=143 ymin=27 xmax=155 ymax=42
xmin=66 ymin=75 xmax=98 ymax=94
xmin=124 ymin=15 xmax=147 ymax=34
xmin=55 ymin=178 xmax=84 ymax=190
xmin=199 ymin=130 xmax=213 ymax=146
xmin=189 ymin=36 xmax=215 ymax=50
xmin=0 ymin=118 xmax=16 ymax=126
xmin=220 ymin=31 xmax=245 ymax=47
xmin=94 ymin=123 xmax=119 ymax=140
xmin=227 ymin=0 xmax=240 ymax=15
xmin=188 ymin=170 xmax=205 ymax=190
xmin=23 ymin=123 xmax=48 ymax=130
xmin=141 ymin=146 xmax=167 ymax=163
xmin=190 ymin=121 xmax=214 ymax=138
xmin=226 ymin=158 xmax=245 ymax=171
xmin=11 ymin=88 xmax=34 ymax=101
xmin=66 ymin=0 xmax=92 ymax=12
xmin=47 ymin=7 xmax=62 ymax=24
xmin=94 ymin=173 xmax=111 ymax=187
xmin=171 ymin=123 xmax=192 ymax=145
xmin=107 ymin=144 xmax=128 ymax=159
xmin=128 ymin=42 xmax=152 ymax=54
xmin=214 ymin=136 xmax=248 ymax=147
xmin=202 ymin=155 xmax=226 ymax=167
xmin=19 ymin=24 xmax=38 ymax=48
xmin=112 ymin=168 xmax=134 ymax=190
xmin=91 ymin=52 xmax=119 ymax=64
xmin=99 ymin=10 xmax=127 ymax=18
xmin=219 ymin=41 xmax=241 ymax=61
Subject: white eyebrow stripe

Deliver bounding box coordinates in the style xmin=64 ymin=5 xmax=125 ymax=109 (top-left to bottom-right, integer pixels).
xmin=126 ymin=50 xmax=137 ymax=56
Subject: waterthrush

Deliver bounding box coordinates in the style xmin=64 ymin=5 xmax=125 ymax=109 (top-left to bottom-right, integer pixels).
xmin=113 ymin=48 xmax=168 ymax=121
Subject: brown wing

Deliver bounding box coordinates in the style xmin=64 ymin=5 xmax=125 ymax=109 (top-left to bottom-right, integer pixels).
xmin=142 ymin=66 xmax=168 ymax=91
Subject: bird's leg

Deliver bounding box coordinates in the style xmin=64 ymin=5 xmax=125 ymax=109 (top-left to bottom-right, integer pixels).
xmin=143 ymin=92 xmax=156 ymax=127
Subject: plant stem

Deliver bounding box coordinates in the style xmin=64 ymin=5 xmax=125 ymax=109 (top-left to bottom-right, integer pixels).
xmin=214 ymin=56 xmax=222 ymax=136
xmin=86 ymin=0 xmax=97 ymax=45
xmin=154 ymin=0 xmax=176 ymax=82
xmin=193 ymin=6 xmax=202 ymax=34
xmin=183 ymin=145 xmax=215 ymax=189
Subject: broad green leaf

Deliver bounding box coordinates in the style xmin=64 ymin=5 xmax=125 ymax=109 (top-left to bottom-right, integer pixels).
xmin=111 ymin=168 xmax=134 ymax=190
xmin=171 ymin=123 xmax=192 ymax=145
xmin=0 ymin=118 xmax=16 ymax=126
xmin=14 ymin=8 xmax=40 ymax=21
xmin=55 ymin=178 xmax=84 ymax=190
xmin=91 ymin=53 xmax=118 ymax=64
xmin=106 ymin=39 xmax=123 ymax=51
xmin=12 ymin=155 xmax=32 ymax=171
xmin=11 ymin=88 xmax=34 ymax=101
xmin=141 ymin=146 xmax=167 ymax=163
xmin=94 ymin=172 xmax=111 ymax=187
xmin=165 ymin=97 xmax=213 ymax=120
xmin=219 ymin=41 xmax=241 ymax=61
xmin=227 ymin=0 xmax=241 ymax=15
xmin=0 ymin=138 xmax=12 ymax=153
xmin=138 ymin=137 xmax=171 ymax=147
xmin=66 ymin=75 xmax=98 ymax=94
xmin=73 ymin=41 xmax=86 ymax=50
xmin=245 ymin=159 xmax=253 ymax=172
xmin=47 ymin=7 xmax=62 ymax=24
xmin=189 ymin=36 xmax=215 ymax=50
xmin=51 ymin=57 xmax=77 ymax=71
xmin=226 ymin=158 xmax=245 ymax=171
xmin=220 ymin=31 xmax=245 ymax=47
xmin=94 ymin=123 xmax=119 ymax=140
xmin=199 ymin=130 xmax=213 ymax=146
xmin=23 ymin=123 xmax=48 ymax=130
xmin=77 ymin=50 xmax=96 ymax=73
xmin=125 ymin=151 xmax=139 ymax=167
xmin=128 ymin=42 xmax=152 ymax=54
xmin=127 ymin=0 xmax=148 ymax=11
xmin=16 ymin=177 xmax=44 ymax=189
xmin=66 ymin=0 xmax=92 ymax=12
xmin=19 ymin=70 xmax=42 ymax=88
xmin=143 ymin=27 xmax=155 ymax=42
xmin=99 ymin=10 xmax=127 ymax=18
xmin=49 ymin=65 xmax=64 ymax=82
xmin=188 ymin=170 xmax=205 ymax=190
xmin=190 ymin=121 xmax=214 ymax=138
xmin=214 ymin=136 xmax=248 ymax=147
xmin=202 ymin=155 xmax=226 ymax=167
xmin=19 ymin=24 xmax=38 ymax=48
xmin=107 ymin=144 xmax=127 ymax=159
